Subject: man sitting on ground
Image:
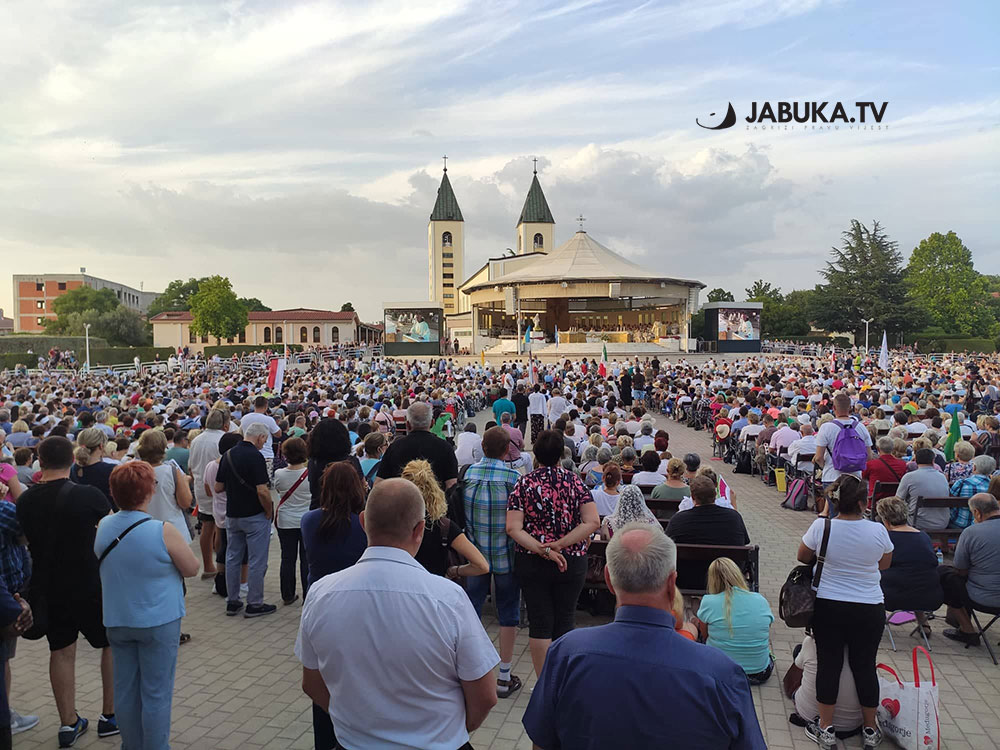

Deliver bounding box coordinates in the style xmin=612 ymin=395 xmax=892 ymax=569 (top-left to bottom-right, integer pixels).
xmin=938 ymin=493 xmax=1000 ymax=646
xmin=523 ymin=523 xmax=765 ymax=749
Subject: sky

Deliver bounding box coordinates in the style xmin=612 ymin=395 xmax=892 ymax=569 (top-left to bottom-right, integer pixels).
xmin=1 ymin=0 xmax=998 ymax=322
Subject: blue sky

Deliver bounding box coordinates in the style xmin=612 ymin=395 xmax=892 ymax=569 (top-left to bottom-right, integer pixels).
xmin=1 ymin=0 xmax=997 ymax=320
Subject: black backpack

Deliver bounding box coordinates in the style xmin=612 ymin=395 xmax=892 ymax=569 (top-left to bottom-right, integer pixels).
xmin=733 ymin=450 xmax=753 ymax=474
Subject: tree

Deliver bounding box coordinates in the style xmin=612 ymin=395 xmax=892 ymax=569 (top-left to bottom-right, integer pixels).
xmin=744 ymin=280 xmax=783 ymax=302
xmin=148 ymin=278 xmax=206 ymax=316
xmin=905 ymin=231 xmax=996 ymax=336
xmin=340 ymin=302 xmax=355 ymax=312
xmin=706 ymin=288 xmax=735 ymax=303
xmin=51 ymin=286 xmax=120 ymax=318
xmin=189 ymin=276 xmax=248 ymax=345
xmin=238 ymin=297 xmax=271 ymax=312
xmin=810 ymin=219 xmax=923 ymax=341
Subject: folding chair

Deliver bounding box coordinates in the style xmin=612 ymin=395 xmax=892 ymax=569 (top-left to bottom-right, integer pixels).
xmin=970 ymin=602 xmax=1000 ymax=666
xmin=883 ymin=610 xmax=931 ymax=653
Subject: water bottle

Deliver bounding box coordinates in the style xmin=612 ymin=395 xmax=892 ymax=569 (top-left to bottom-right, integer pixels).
xmin=936 ymin=549 xmax=944 ymax=566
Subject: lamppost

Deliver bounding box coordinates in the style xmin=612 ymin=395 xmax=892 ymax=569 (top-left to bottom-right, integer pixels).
xmin=862 ymin=318 xmax=874 ymax=352
xmin=84 ymin=323 xmax=91 ymax=371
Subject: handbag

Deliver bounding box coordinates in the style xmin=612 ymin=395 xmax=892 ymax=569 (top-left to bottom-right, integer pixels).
xmin=877 ymin=647 xmax=940 ymax=750
xmin=21 ymin=480 xmax=76 ymax=641
xmin=782 ymin=662 xmax=804 ymax=699
xmin=273 ymin=469 xmax=308 ymax=528
xmin=778 ymin=517 xmax=831 ymax=628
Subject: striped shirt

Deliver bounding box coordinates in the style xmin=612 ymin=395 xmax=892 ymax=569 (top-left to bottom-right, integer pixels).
xmin=463 ymin=458 xmax=520 ymax=575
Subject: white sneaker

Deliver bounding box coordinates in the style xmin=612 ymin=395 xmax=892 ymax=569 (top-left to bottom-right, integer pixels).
xmin=10 ymin=709 xmax=40 ymax=735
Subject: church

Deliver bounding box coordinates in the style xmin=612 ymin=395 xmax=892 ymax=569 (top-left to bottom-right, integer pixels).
xmin=425 ymin=159 xmax=706 ymax=356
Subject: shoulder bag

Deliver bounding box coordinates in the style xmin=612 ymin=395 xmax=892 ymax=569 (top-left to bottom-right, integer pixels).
xmin=778 ymin=517 xmax=831 ymax=628
xmin=274 ymin=469 xmax=308 ymax=528
xmin=97 ymin=517 xmax=154 ymax=565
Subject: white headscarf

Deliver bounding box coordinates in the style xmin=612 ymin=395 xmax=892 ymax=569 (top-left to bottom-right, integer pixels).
xmin=604 ymin=484 xmax=659 ymax=535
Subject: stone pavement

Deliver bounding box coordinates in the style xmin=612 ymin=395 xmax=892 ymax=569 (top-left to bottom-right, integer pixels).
xmin=10 ymin=410 xmax=1000 ymax=749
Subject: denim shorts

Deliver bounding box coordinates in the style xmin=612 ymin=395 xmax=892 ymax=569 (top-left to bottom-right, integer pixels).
xmin=466 ymin=572 xmax=521 ymax=627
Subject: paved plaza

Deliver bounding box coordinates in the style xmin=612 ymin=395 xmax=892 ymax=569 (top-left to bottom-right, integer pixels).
xmin=9 ymin=409 xmax=1000 ymax=749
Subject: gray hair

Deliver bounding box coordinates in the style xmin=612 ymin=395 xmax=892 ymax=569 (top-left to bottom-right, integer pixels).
xmin=640 ymin=423 xmax=653 ymax=435
xmin=605 ymin=523 xmax=676 ymax=594
xmin=581 ymin=445 xmax=598 ymax=462
xmin=971 ymin=454 xmax=996 ymax=476
xmin=0 ymin=410 xmax=9 ymax=423
xmin=205 ymin=409 xmax=225 ymax=431
xmin=621 ymin=447 xmax=637 ymax=462
xmin=876 ymin=436 xmax=895 ymax=454
xmin=597 ymin=446 xmax=613 ymax=464
xmin=969 ymin=492 xmax=1000 ymax=517
xmin=243 ymin=422 xmax=271 ymax=441
xmin=407 ymin=402 xmax=433 ymax=431
xmin=500 ymin=411 xmax=512 ymax=424
xmin=876 ymin=495 xmax=909 ymax=527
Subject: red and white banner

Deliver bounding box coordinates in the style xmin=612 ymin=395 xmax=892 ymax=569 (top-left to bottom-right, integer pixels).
xmin=267 ymin=358 xmax=286 ymax=394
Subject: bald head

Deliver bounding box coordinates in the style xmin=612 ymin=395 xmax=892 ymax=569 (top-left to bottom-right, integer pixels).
xmin=362 ymin=479 xmax=425 ymax=548
xmin=800 ymin=423 xmax=814 ymax=436
xmin=605 ymin=523 xmax=676 ymax=595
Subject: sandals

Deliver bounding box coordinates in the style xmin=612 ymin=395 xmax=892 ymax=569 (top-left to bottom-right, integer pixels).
xmin=497 ymin=674 xmax=522 ymax=699
xmin=179 ymin=633 xmax=192 ymax=645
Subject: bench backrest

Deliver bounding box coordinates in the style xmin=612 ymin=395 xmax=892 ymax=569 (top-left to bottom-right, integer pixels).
xmin=586 ymin=541 xmax=759 ymax=594
xmin=916 ymin=496 xmax=968 ymax=509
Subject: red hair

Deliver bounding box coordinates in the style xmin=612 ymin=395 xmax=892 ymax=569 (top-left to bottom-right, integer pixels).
xmin=110 ymin=461 xmax=157 ymax=511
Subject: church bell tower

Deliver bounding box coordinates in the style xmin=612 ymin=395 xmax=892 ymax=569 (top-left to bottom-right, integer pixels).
xmin=428 ymin=157 xmax=464 ymax=316
xmin=516 ymin=160 xmax=555 ymax=255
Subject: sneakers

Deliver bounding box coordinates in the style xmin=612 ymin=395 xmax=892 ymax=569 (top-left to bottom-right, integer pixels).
xmin=805 ymin=718 xmax=836 ymax=750
xmin=97 ymin=714 xmax=120 ymax=738
xmin=226 ymin=600 xmax=244 ymax=616
xmin=10 ymin=709 xmax=39 ymax=735
xmin=58 ymin=715 xmax=88 ymax=748
xmin=863 ymin=724 xmax=883 ymax=748
xmin=244 ymin=603 xmax=277 ymax=618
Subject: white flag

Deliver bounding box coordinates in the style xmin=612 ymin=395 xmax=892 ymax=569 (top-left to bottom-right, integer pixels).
xmin=878 ymin=331 xmax=890 ymax=371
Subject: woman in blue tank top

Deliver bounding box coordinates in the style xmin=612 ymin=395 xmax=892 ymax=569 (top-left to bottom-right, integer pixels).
xmin=95 ymin=462 xmax=200 ymax=750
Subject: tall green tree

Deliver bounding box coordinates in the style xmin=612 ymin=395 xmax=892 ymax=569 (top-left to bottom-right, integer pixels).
xmin=148 ymin=278 xmax=206 ymax=316
xmin=706 ymin=288 xmax=735 ymax=303
xmin=905 ymin=231 xmax=996 ymax=335
xmin=189 ymin=276 xmax=248 ymax=345
xmin=744 ymin=280 xmax=783 ymax=302
xmin=810 ymin=219 xmax=921 ymax=341
xmin=51 ymin=286 xmax=120 ymax=318
xmin=340 ymin=302 xmax=355 ymax=312
xmin=238 ymin=297 xmax=271 ymax=312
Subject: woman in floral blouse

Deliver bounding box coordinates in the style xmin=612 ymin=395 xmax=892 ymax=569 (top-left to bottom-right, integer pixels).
xmin=506 ymin=430 xmax=600 ymax=678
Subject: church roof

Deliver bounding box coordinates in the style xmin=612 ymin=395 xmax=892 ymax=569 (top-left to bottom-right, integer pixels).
xmin=463 ymin=231 xmax=704 ymax=291
xmin=517 ymin=173 xmax=554 ymax=225
xmin=430 ymin=171 xmax=464 ymax=222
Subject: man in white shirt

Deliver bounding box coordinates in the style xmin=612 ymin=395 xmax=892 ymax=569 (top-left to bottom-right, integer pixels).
xmin=238 ymin=396 xmax=281 ymax=473
xmin=455 ymin=423 xmax=483 ymax=469
xmin=527 ymin=385 xmax=547 ymax=444
xmin=787 ymin=424 xmax=818 ymax=473
xmin=188 ymin=407 xmax=229 ymax=578
xmin=813 ymin=393 xmax=873 ymax=488
xmin=546 ymin=390 xmax=568 ymax=428
xmin=296 ymin=479 xmax=499 ymax=750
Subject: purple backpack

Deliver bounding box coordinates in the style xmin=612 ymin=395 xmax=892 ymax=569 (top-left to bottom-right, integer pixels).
xmin=830 ymin=418 xmax=867 ymax=473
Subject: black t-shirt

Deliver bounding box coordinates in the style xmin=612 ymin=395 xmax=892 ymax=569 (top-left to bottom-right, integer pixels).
xmin=216 ymin=441 xmax=270 ymax=518
xmin=377 ymin=430 xmax=458 ymax=486
xmin=512 ymin=393 xmax=530 ymax=422
xmin=665 ymin=504 xmax=750 ymax=590
xmin=416 ymin=518 xmax=462 ymax=576
xmin=71 ymin=461 xmax=117 ymax=511
xmin=16 ymin=479 xmax=111 ymax=600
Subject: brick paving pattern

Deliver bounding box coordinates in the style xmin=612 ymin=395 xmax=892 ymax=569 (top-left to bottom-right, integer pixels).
xmin=9 ymin=409 xmax=1000 ymax=749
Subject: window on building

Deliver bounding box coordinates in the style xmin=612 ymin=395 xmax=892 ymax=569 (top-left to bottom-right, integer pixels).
xmin=534 ymin=233 xmax=544 ymax=249
xmin=443 ymin=262 xmax=453 ymax=268
xmin=189 ymin=330 xmax=196 ymax=344
xmin=443 ymin=293 xmax=455 ymax=299
xmin=275 ymin=326 xmax=283 ymax=344
xmin=35 ymin=282 xmax=43 ymax=292
xmin=226 ymin=337 xmax=234 ymax=344
xmin=442 ymin=231 xmax=452 ymax=247
xmin=312 ymin=326 xmax=320 ymax=343
xmin=238 ymin=330 xmax=246 ymax=343
xmin=36 ymin=317 xmax=44 ymax=325
xmin=300 ymin=326 xmax=308 ymax=343
xmin=58 ymin=282 xmax=67 ymax=291
xmin=442 ymin=252 xmax=453 ymax=258
xmin=331 ymin=327 xmax=339 ymax=343
xmin=201 ymin=334 xmax=208 ymax=344
xmin=35 ymin=301 xmax=44 ymax=310
xmin=443 ymin=273 xmax=453 ymax=279
xmin=263 ymin=327 xmax=271 ymax=343
xmin=443 ymin=282 xmax=453 ymax=288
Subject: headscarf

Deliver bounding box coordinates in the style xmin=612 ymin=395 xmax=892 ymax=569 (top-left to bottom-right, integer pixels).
xmin=604 ymin=485 xmax=659 ymax=535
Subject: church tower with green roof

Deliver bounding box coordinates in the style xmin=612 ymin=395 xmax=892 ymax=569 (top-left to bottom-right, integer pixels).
xmin=428 ymin=158 xmax=464 ymax=315
xmin=516 ymin=161 xmax=555 ymax=255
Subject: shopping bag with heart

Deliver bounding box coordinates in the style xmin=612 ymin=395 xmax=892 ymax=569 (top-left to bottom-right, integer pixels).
xmin=877 ymin=646 xmax=939 ymax=750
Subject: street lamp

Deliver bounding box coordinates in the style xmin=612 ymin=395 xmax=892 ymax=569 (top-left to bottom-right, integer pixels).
xmin=84 ymin=323 xmax=91 ymax=372
xmin=862 ymin=318 xmax=874 ymax=352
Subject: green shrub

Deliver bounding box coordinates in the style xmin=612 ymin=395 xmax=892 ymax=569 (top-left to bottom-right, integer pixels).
xmin=0 ymin=335 xmax=108 ymax=354
xmin=0 ymin=347 xmax=174 ymax=370
xmin=914 ymin=338 xmax=995 ymax=353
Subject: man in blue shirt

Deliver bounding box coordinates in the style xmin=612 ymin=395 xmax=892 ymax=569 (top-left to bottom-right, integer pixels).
xmin=523 ymin=523 xmax=766 ymax=750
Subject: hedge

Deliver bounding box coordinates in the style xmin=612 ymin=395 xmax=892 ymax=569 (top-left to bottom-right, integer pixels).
xmin=0 ymin=335 xmax=108 ymax=354
xmin=912 ymin=338 xmax=996 ymax=353
xmin=203 ymin=344 xmax=304 ymax=358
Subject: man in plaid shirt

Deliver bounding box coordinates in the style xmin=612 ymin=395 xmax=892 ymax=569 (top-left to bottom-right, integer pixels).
xmin=462 ymin=426 xmax=523 ymax=699
xmin=949 ymin=455 xmax=995 ymax=528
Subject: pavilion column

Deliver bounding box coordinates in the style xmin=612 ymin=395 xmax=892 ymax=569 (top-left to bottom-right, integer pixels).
xmin=544 ymin=298 xmax=570 ymax=338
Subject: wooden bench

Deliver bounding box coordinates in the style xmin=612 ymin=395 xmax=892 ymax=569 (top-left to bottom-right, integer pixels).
xmin=585 ymin=540 xmax=760 ymax=597
xmin=646 ymin=498 xmax=682 ymax=525
xmin=914 ymin=496 xmax=968 ymax=547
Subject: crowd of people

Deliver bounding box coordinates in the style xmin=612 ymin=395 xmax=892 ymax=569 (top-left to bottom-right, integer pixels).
xmin=1 ymin=345 xmax=999 ymax=749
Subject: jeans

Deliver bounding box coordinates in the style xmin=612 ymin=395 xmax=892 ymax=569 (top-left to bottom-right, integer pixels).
xmin=107 ymin=619 xmax=181 ymax=750
xmin=277 ymin=527 xmax=308 ymax=602
xmin=226 ymin=514 xmax=271 ymax=606
xmin=467 ymin=572 xmax=521 ymax=627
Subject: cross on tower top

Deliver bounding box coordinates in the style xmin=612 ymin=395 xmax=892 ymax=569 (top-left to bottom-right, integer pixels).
xmin=532 ymin=157 xmax=538 ymax=174
xmin=442 ymin=155 xmax=448 ymax=172
xmin=576 ymin=214 xmax=586 ymax=230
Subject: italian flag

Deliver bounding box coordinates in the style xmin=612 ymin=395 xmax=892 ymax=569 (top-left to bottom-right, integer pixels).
xmin=598 ymin=344 xmax=608 ymax=378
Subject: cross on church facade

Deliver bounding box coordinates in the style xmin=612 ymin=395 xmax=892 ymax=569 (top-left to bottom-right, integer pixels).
xmin=576 ymin=214 xmax=586 ymax=230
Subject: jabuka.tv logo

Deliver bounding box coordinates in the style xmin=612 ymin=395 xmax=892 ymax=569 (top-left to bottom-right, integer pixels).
xmin=697 ymin=101 xmax=889 ymax=131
